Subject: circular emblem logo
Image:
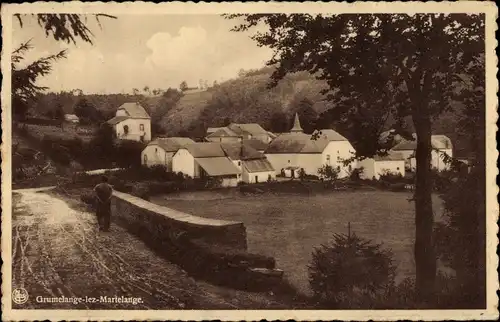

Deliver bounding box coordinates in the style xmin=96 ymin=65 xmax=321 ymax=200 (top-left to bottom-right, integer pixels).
xmin=12 ymin=287 xmax=29 ymax=305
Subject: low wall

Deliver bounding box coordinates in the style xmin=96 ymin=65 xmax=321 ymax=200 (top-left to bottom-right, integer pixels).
xmin=111 ymin=190 xmax=247 ymax=251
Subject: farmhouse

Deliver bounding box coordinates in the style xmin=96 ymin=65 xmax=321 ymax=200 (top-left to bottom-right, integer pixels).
xmin=172 ymin=142 xmax=240 ymax=187
xmin=391 ymin=134 xmax=453 ymax=171
xmin=107 ymin=102 xmax=151 ymax=142
xmin=357 ymin=152 xmax=406 ymax=180
xmin=141 ymin=137 xmax=195 ymax=170
xmin=220 ymin=142 xmax=276 ymax=183
xmin=205 ymin=123 xmax=274 ymax=144
xmin=265 ymin=115 xmax=356 ymax=178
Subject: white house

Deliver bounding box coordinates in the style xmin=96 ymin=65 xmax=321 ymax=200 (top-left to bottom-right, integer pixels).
xmin=265 ymin=114 xmax=356 ymax=179
xmin=220 ymin=142 xmax=275 ymax=183
xmin=172 ymin=142 xmax=240 ymax=187
xmin=107 ymin=102 xmax=151 ymax=142
xmin=141 ymin=137 xmax=195 ymax=170
xmin=357 ymin=152 xmax=406 ymax=180
xmin=391 ymin=134 xmax=453 ymax=171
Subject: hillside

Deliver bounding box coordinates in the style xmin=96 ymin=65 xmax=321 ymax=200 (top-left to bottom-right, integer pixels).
xmin=32 ymin=66 xmax=476 ymax=157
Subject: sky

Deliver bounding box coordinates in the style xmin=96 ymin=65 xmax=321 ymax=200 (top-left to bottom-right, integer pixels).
xmin=12 ymin=14 xmax=273 ymax=94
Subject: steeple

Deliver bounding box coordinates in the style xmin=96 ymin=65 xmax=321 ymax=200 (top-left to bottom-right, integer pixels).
xmin=290 ymin=113 xmax=303 ymax=133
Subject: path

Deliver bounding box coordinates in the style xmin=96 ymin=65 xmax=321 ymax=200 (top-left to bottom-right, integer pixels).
xmin=11 ymin=187 xmax=285 ymax=310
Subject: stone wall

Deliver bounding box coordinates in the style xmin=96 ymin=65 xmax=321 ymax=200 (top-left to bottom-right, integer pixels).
xmin=111 ymin=190 xmax=247 ymax=250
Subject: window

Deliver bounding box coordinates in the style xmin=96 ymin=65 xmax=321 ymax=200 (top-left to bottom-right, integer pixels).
xmin=326 ymin=155 xmax=331 ymax=164
xmin=238 ymin=161 xmax=241 ymax=166
xmin=140 ymin=124 xmax=144 ymax=131
xmin=123 ymin=125 xmax=129 ymax=135
xmin=155 ymin=148 xmax=158 ymax=153
xmin=288 ymin=160 xmax=291 ymax=163
xmin=143 ymin=154 xmax=148 ymax=165
xmin=348 ymin=165 xmax=352 ymax=172
xmin=397 ymin=167 xmax=400 ymax=171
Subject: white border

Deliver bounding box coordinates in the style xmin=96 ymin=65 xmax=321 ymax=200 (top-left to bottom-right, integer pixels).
xmin=1 ymin=2 xmax=498 ymax=321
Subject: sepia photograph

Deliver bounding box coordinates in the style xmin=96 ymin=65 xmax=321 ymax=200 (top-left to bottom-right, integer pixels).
xmin=1 ymin=1 xmax=498 ymax=321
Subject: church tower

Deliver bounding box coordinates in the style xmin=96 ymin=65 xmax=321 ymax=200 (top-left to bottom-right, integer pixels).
xmin=290 ymin=112 xmax=303 ymax=133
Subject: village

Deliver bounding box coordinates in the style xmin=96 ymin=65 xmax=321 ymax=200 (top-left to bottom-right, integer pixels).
xmin=104 ymin=101 xmax=455 ymax=187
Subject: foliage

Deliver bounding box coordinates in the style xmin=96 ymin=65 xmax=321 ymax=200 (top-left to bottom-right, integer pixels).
xmin=226 ymin=12 xmax=484 ymax=300
xmin=179 ymin=81 xmax=188 ymax=92
xmin=289 ymin=97 xmax=318 ymax=134
xmin=308 ymin=231 xmax=396 ymax=308
xmin=298 ymin=168 xmax=306 ymax=181
xmin=74 ymin=98 xmax=100 ymax=123
xmin=270 ymin=111 xmax=289 ymax=133
xmin=349 ymin=167 xmax=364 ymax=181
xmin=151 ymin=88 xmax=183 ymax=135
xmin=379 ymin=170 xmax=405 ymax=184
xmin=12 ymin=42 xmax=67 ymax=120
xmin=12 ymin=14 xmax=116 ymax=120
xmin=317 ymin=165 xmax=340 ymax=183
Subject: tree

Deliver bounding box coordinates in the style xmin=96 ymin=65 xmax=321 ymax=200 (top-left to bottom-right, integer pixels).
xmin=227 ymin=13 xmax=484 ymax=303
xmin=179 ymin=81 xmax=188 ymax=92
xmin=151 ymin=88 xmax=183 ymax=136
xmin=317 ymin=164 xmax=340 ymax=185
xmin=290 ymin=96 xmax=318 ymax=134
xmin=12 ymin=14 xmax=116 ymax=120
xmin=309 ymin=230 xmax=396 ymax=308
xmin=270 ymin=111 xmax=289 ymax=133
xmin=74 ymin=98 xmax=98 ymax=123
xmin=54 ymin=102 xmax=65 ymax=129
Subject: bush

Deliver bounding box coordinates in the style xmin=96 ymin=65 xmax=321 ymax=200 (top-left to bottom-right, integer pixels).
xmin=379 ymin=170 xmax=405 ymax=184
xmin=308 ymin=231 xmax=396 ymax=308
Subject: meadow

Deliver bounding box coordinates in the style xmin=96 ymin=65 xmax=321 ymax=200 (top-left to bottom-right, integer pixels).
xmin=151 ymin=190 xmax=445 ymax=295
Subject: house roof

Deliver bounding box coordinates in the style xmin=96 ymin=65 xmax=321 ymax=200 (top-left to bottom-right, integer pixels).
xmin=183 ymin=142 xmax=227 ymax=158
xmin=242 ymin=138 xmax=269 ymax=151
xmin=206 ymin=127 xmax=239 ymax=138
xmin=107 ymin=116 xmax=130 ymax=125
xmin=195 ymin=157 xmax=240 ymax=176
xmin=221 ymin=142 xmax=264 ymax=161
xmin=207 ymin=127 xmax=225 ymax=134
xmin=313 ymin=129 xmax=348 ymax=142
xmin=373 ymin=152 xmax=406 ymax=161
xmin=229 ymin=123 xmax=269 ymax=136
xmin=243 ymin=158 xmax=275 ymax=173
xmin=117 ymin=102 xmax=150 ymax=119
xmin=266 ymin=129 xmax=348 ymax=154
xmin=148 ymin=137 xmax=195 ymax=152
xmin=267 ymin=131 xmax=277 ymax=139
xmin=392 ymin=135 xmax=453 ymax=151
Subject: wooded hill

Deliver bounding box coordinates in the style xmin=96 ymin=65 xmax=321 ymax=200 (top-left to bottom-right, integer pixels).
xmin=32 ymin=66 xmax=475 ymax=157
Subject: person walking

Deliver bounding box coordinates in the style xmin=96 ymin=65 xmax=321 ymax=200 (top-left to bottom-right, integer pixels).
xmin=93 ymin=175 xmax=113 ymax=232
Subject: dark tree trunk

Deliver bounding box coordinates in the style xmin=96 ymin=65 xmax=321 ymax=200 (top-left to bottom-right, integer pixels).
xmin=413 ymin=116 xmax=437 ymax=305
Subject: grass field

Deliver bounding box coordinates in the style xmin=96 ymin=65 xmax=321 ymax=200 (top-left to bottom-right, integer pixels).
xmin=151 ymin=190 xmax=445 ymax=295
xmin=22 ymin=123 xmax=96 ymax=142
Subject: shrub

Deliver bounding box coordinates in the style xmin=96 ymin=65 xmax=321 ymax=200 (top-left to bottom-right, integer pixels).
xmin=308 ymin=231 xmax=396 ymax=308
xmin=349 ymin=167 xmax=364 ymax=181
xmin=379 ymin=170 xmax=405 ymax=184
xmin=317 ymin=164 xmax=340 ymax=185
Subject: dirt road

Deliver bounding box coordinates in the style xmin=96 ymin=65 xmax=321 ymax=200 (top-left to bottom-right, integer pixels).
xmin=11 ymin=187 xmax=286 ymax=310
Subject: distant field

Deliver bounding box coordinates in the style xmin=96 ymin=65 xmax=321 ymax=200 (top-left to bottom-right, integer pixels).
xmin=151 ymin=190 xmax=445 ymax=295
xmin=23 ymin=123 xmax=96 ymax=142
